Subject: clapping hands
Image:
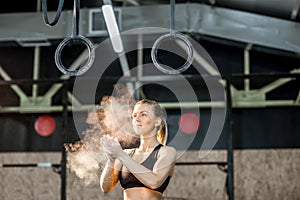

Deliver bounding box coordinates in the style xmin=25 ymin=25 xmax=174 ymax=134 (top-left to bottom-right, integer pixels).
xmin=100 ymin=135 xmax=123 ymax=161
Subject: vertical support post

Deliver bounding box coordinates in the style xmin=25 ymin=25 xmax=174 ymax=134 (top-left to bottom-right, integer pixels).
xmin=226 ymin=79 xmax=234 ymax=200
xmin=244 ymin=44 xmax=252 ymax=92
xmin=61 ymin=80 xmax=68 ymax=200
xmin=32 ymin=47 xmax=40 ymax=102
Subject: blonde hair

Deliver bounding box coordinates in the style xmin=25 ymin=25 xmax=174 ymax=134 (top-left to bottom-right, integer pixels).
xmin=135 ymin=99 xmax=168 ymax=145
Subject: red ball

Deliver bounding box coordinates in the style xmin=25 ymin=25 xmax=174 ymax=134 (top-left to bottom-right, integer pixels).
xmin=34 ymin=115 xmax=56 ymax=137
xmin=178 ymin=113 xmax=200 ymax=134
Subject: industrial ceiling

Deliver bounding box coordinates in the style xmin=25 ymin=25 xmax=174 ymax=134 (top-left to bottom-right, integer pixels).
xmin=0 ymin=0 xmax=299 ymax=113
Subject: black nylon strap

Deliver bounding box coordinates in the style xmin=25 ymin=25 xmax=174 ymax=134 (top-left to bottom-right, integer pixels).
xmin=42 ymin=0 xmax=64 ymax=26
xmin=170 ymin=0 xmax=176 ymax=35
xmin=72 ymin=0 xmax=80 ymax=37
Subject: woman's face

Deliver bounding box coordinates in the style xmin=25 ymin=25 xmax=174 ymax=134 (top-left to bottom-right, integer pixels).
xmin=131 ymin=104 xmax=157 ymax=136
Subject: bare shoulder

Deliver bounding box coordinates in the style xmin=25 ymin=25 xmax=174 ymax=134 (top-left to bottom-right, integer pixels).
xmin=162 ymin=145 xmax=176 ymax=153
xmin=159 ymin=145 xmax=177 ymax=159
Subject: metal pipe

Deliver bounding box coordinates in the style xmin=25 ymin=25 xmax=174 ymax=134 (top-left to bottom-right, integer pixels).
xmin=61 ymin=81 xmax=68 ymax=200
xmin=0 ymin=66 xmax=29 ymax=101
xmin=1 ymin=163 xmax=60 ymax=168
xmin=32 ymin=47 xmax=40 ymax=102
xmin=225 ymin=79 xmax=234 ymax=200
xmin=244 ymin=44 xmax=252 ymax=92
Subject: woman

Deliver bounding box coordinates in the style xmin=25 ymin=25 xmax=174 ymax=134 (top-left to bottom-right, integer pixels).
xmin=100 ymin=99 xmax=177 ymax=200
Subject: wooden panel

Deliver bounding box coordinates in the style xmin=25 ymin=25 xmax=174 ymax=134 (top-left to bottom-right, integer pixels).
xmin=0 ymin=152 xmax=61 ymax=164
xmin=0 ymin=149 xmax=299 ymax=199
xmin=164 ymin=165 xmax=227 ymax=200
xmin=234 ymin=149 xmax=300 ymax=200
xmin=0 ymin=168 xmax=60 ymax=200
xmin=176 ymin=150 xmax=227 ymax=163
xmin=67 ymin=173 xmax=123 ymax=200
xmin=0 ymin=152 xmax=61 ymax=200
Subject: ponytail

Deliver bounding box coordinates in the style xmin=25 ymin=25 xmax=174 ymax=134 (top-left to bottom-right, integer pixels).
xmin=157 ymin=120 xmax=168 ymax=145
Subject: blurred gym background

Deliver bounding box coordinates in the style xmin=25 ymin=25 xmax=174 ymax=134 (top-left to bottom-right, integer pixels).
xmin=0 ymin=0 xmax=299 ymax=199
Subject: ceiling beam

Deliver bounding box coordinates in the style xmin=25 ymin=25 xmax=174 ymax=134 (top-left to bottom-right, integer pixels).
xmin=0 ymin=4 xmax=300 ymax=53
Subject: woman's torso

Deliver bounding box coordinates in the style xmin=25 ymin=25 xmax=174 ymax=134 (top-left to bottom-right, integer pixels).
xmin=119 ymin=144 xmax=171 ymax=199
xmin=123 ymin=187 xmax=162 ymax=200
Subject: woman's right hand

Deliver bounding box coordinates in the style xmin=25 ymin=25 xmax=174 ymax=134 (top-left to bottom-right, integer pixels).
xmin=101 ymin=135 xmax=123 ymax=160
xmin=101 ymin=135 xmax=116 ymax=162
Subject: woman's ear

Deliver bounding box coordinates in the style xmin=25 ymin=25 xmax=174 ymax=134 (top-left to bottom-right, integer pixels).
xmin=154 ymin=118 xmax=162 ymax=128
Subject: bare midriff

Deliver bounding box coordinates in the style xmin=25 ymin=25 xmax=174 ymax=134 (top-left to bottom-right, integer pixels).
xmin=123 ymin=187 xmax=162 ymax=200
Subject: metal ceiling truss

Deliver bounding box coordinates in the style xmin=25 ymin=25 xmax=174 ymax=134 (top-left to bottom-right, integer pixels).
xmin=231 ymin=44 xmax=300 ymax=108
xmin=1 ymin=4 xmax=300 ymax=52
xmin=0 ymin=42 xmax=299 ymax=113
xmin=0 ymin=3 xmax=299 ymax=113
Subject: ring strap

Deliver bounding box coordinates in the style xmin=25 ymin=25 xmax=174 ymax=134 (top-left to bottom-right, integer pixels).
xmin=170 ymin=0 xmax=176 ymax=36
xmin=41 ymin=0 xmax=65 ymax=26
xmin=72 ymin=0 xmax=80 ymax=37
xmin=54 ymin=0 xmax=95 ymax=76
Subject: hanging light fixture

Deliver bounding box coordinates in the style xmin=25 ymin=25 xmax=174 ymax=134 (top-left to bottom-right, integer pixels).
xmin=102 ymin=0 xmax=124 ymax=53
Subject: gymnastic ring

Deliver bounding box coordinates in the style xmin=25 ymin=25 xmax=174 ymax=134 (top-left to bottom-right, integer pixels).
xmin=55 ymin=35 xmax=95 ymax=76
xmin=151 ymin=32 xmax=193 ymax=74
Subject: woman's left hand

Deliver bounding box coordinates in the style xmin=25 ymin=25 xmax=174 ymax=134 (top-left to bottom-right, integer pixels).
xmin=101 ymin=135 xmax=123 ymax=159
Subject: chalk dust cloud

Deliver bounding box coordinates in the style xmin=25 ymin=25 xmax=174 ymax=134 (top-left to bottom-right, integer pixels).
xmin=65 ymin=84 xmax=139 ymax=186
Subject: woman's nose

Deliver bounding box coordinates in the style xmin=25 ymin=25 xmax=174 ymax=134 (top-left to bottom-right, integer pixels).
xmin=135 ymin=114 xmax=142 ymax=121
xmin=135 ymin=116 xmax=141 ymax=121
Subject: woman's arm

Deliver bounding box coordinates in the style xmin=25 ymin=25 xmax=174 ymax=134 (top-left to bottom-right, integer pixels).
xmin=101 ymin=135 xmax=177 ymax=190
xmin=118 ymin=146 xmax=176 ymax=189
xmin=99 ymin=158 xmax=122 ymax=192
xmin=100 ymin=136 xmax=134 ymax=193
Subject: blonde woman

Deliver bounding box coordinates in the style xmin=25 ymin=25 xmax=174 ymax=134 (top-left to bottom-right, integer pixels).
xmin=100 ymin=99 xmax=176 ymax=200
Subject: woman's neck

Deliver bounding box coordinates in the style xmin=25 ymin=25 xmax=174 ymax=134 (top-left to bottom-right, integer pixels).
xmin=138 ymin=136 xmax=159 ymax=152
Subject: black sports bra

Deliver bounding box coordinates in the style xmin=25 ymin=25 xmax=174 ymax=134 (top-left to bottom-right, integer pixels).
xmin=119 ymin=144 xmax=171 ymax=193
